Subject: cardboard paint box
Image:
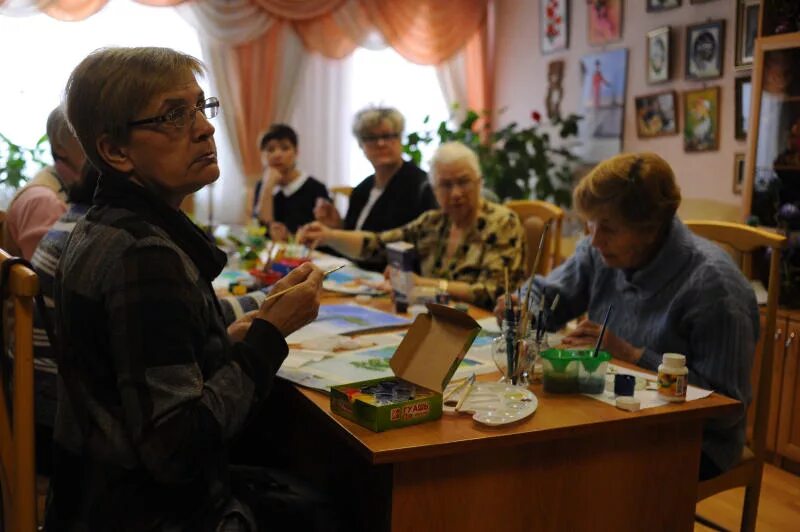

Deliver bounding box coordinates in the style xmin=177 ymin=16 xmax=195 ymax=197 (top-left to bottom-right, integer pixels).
xmin=330 ymin=303 xmax=481 ymax=432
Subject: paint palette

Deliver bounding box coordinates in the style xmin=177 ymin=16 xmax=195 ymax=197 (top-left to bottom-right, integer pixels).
xmin=443 ymin=381 xmax=538 ymax=427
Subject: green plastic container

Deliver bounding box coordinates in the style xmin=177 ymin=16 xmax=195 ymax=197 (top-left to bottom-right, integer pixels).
xmin=541 ymin=349 xmax=611 ymax=394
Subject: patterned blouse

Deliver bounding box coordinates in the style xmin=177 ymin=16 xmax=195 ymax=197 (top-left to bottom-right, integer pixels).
xmin=360 ymin=201 xmax=526 ymax=309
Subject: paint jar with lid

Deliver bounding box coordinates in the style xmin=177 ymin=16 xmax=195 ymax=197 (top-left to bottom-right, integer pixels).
xmin=657 ymin=353 xmax=688 ymax=402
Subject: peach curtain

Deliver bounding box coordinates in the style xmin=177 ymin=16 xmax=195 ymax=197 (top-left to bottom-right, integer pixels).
xmin=0 ymin=0 xmax=185 ymax=21
xmin=359 ymin=0 xmax=487 ymax=65
xmin=232 ymin=21 xmax=285 ymax=177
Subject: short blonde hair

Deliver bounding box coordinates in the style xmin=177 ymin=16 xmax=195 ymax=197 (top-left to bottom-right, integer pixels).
xmin=429 ymin=141 xmax=481 ymax=182
xmin=352 ymin=106 xmax=405 ymax=139
xmin=573 ymin=152 xmax=681 ymax=231
xmin=64 ymin=47 xmax=205 ymax=171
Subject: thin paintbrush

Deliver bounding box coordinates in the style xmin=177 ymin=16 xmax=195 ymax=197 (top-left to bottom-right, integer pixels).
xmin=593 ymin=304 xmax=614 ymax=358
xmin=504 ymin=268 xmax=516 ymax=384
xmin=520 ymin=221 xmax=551 ymax=338
xmin=455 ymin=373 xmax=476 ymax=412
xmin=264 ymin=264 xmax=345 ymax=302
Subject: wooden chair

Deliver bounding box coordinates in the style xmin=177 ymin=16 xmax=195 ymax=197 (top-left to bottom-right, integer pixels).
xmin=0 ymin=248 xmax=38 ymax=532
xmin=330 ymin=186 xmax=353 ymax=199
xmin=685 ymin=220 xmax=786 ymax=532
xmin=505 ymin=200 xmax=564 ymax=275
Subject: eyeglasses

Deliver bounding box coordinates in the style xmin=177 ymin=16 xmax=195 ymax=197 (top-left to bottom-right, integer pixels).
xmin=128 ymin=97 xmax=220 ymax=129
xmin=360 ymin=133 xmax=399 ymax=145
xmin=435 ymin=177 xmax=478 ymax=193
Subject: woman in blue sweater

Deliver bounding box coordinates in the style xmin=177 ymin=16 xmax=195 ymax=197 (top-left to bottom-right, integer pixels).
xmin=498 ymin=152 xmax=758 ymax=480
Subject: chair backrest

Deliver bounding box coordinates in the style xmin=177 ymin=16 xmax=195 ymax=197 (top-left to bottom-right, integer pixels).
xmin=505 ymin=200 xmax=564 ymax=275
xmin=330 ymin=186 xmax=353 ymax=199
xmin=684 ymin=221 xmax=786 ymax=464
xmin=0 ymin=248 xmax=38 ymax=532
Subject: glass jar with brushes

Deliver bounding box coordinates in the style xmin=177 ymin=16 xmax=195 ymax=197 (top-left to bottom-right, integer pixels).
xmin=491 ymin=319 xmax=542 ymax=387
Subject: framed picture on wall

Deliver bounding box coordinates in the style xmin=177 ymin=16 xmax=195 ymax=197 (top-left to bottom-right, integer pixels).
xmin=684 ymin=86 xmax=721 ymax=152
xmin=635 ymin=91 xmax=678 ymax=138
xmin=685 ymin=20 xmax=725 ymax=80
xmin=735 ymin=0 xmax=760 ymax=70
xmin=735 ymin=75 xmax=752 ymax=140
xmin=647 ymin=26 xmax=671 ymax=84
xmin=540 ymin=0 xmax=569 ymax=54
xmin=647 ymin=0 xmax=680 ymax=12
xmin=588 ymin=0 xmax=623 ymax=46
xmin=733 ymin=153 xmax=746 ymax=195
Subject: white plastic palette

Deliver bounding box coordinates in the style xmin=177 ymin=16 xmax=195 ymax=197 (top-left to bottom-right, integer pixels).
xmin=443 ymin=381 xmax=538 ymax=426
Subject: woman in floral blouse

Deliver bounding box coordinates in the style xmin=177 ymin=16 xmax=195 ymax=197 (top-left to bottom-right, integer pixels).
xmin=299 ymin=141 xmax=525 ymax=308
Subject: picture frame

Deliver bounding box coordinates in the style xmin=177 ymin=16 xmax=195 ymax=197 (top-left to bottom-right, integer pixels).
xmin=735 ymin=75 xmax=752 ymax=140
xmin=540 ymin=0 xmax=569 ymax=54
xmin=635 ymin=91 xmax=679 ymax=138
xmin=546 ymin=60 xmax=566 ymax=119
xmin=588 ymin=0 xmax=623 ymax=46
xmin=685 ymin=20 xmax=726 ymax=81
xmin=577 ymin=48 xmax=628 ymax=162
xmin=733 ymin=152 xmax=746 ymax=195
xmin=683 ymin=86 xmax=721 ymax=152
xmin=647 ymin=26 xmax=671 ymax=84
xmin=647 ymin=0 xmax=680 ymax=12
xmin=735 ymin=0 xmax=760 ymax=71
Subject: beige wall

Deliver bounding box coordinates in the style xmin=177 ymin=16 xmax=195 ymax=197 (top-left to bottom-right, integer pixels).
xmin=495 ymin=0 xmax=748 ymax=220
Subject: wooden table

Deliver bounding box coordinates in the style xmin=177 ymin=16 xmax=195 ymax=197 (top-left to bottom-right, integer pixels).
xmin=264 ymin=297 xmax=740 ymax=532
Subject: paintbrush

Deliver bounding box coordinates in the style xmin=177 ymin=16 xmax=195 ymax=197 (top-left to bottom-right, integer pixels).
xmin=443 ymin=377 xmax=470 ymax=404
xmin=263 ymin=264 xmax=345 ymax=302
xmin=455 ymin=373 xmax=476 ymax=412
xmin=593 ymin=304 xmax=613 ymax=358
xmin=504 ymin=268 xmax=516 ymax=384
xmin=520 ymin=221 xmax=551 ymax=338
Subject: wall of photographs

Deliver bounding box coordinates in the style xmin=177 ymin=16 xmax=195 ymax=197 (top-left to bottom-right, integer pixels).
xmin=495 ymin=0 xmax=757 ymax=213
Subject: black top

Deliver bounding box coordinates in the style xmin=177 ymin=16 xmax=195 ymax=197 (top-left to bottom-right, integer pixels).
xmin=253 ymin=175 xmax=330 ymax=233
xmin=344 ymin=161 xmax=437 ymax=271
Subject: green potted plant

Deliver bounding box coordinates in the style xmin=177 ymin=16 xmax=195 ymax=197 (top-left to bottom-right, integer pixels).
xmin=0 ymin=132 xmax=50 ymax=199
xmin=403 ymin=107 xmax=582 ymax=207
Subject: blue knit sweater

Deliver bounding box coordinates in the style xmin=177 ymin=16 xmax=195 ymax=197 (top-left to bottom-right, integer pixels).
xmin=525 ymin=216 xmax=758 ymax=472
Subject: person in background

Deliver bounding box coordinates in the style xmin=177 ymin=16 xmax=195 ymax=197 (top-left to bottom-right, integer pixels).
xmin=46 ymin=46 xmax=325 ymax=531
xmin=300 ymin=141 xmax=524 ymax=309
xmin=253 ymin=124 xmax=330 ymax=241
xmin=496 ymin=152 xmax=757 ymax=480
xmin=3 ymin=105 xmax=86 ymax=259
xmin=29 ymin=162 xmax=99 ymax=475
xmin=313 ymin=106 xmax=437 ymax=271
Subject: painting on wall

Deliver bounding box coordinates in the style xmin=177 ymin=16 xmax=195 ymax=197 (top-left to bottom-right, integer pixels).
xmin=684 ymin=86 xmax=721 ymax=152
xmin=587 ymin=0 xmax=623 ymax=46
xmin=546 ymin=60 xmax=566 ymax=119
xmin=541 ymin=0 xmax=569 ymax=54
xmin=733 ymin=153 xmax=746 ymax=195
xmin=735 ymin=0 xmax=760 ymax=70
xmin=685 ymin=20 xmax=726 ymax=80
xmin=647 ymin=26 xmax=671 ymax=84
xmin=635 ymin=91 xmax=678 ymax=138
xmin=735 ymin=75 xmax=752 ymax=140
xmin=647 ymin=0 xmax=680 ymax=11
xmin=577 ymin=48 xmax=628 ymax=161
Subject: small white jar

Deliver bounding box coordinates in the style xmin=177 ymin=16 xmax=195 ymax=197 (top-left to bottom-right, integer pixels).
xmin=657 ymin=353 xmax=688 ymax=402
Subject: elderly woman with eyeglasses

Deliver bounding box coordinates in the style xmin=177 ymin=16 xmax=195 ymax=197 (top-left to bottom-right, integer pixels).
xmin=46 ymin=47 xmax=325 ymax=531
xmin=496 ymin=152 xmax=758 ymax=481
xmin=313 ymin=105 xmax=438 ymax=271
xmin=300 ymin=141 xmax=525 ymax=309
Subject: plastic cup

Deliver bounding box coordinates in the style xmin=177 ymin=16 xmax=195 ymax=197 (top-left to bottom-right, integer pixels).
xmin=578 ymin=351 xmax=611 ymax=394
xmin=541 ymin=349 xmax=611 ymax=394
